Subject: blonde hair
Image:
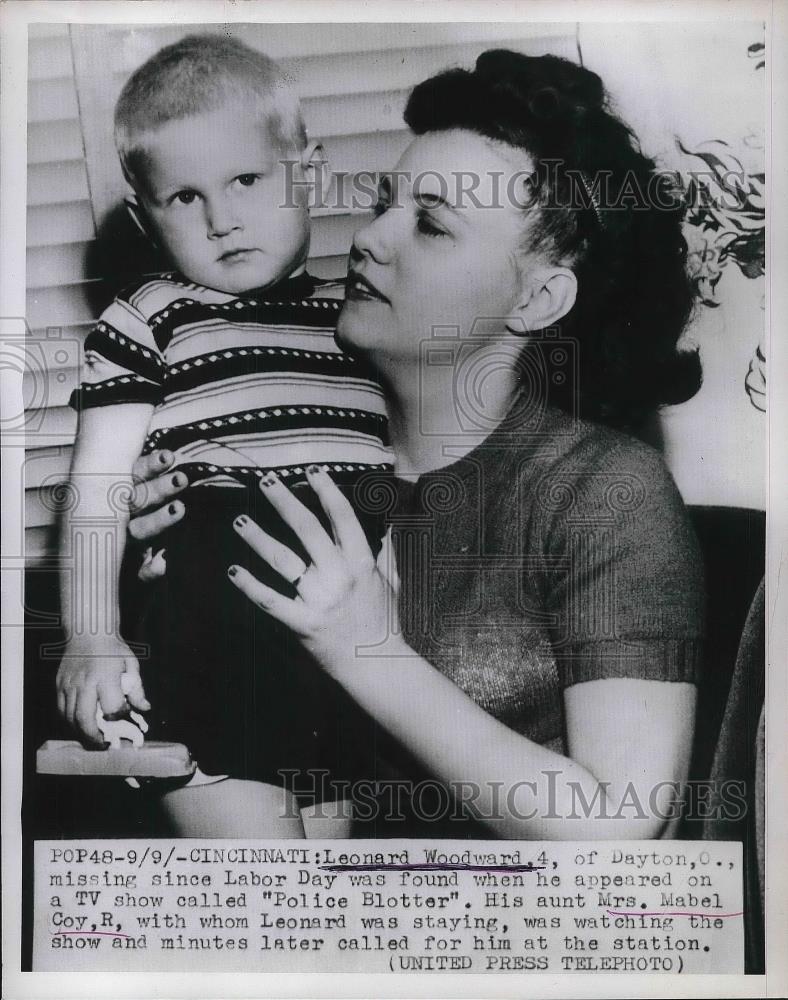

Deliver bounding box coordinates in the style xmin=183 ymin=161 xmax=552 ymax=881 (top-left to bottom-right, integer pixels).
xmin=114 ymin=33 xmax=307 ymax=190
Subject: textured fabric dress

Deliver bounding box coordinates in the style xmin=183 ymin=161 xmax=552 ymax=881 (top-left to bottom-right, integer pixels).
xmin=355 ymin=399 xmax=705 ymax=834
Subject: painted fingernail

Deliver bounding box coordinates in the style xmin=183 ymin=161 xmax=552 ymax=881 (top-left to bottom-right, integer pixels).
xmin=306 ymin=464 xmax=321 ymax=475
xmin=168 ymin=502 xmax=179 ymax=516
xmin=228 ymin=565 xmax=238 ymax=578
xmin=234 ymin=515 xmax=247 ymax=529
xmin=172 ymin=473 xmax=186 ymax=488
xmin=158 ymin=451 xmax=170 ymax=466
xmin=261 ymin=472 xmax=278 ymax=488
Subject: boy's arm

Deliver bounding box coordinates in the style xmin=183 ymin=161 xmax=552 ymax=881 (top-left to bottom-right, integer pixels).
xmin=57 ymin=403 xmax=154 ymax=744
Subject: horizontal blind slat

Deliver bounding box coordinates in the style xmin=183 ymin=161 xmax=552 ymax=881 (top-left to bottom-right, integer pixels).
xmin=324 ymin=130 xmax=410 ymax=176
xmin=29 ymin=321 xmax=94 ymax=343
xmin=309 ymin=254 xmax=349 ymax=280
xmin=24 ymin=447 xmax=74 ymax=491
xmin=29 ymin=35 xmax=74 ymax=81
xmin=23 ymin=363 xmax=80 ymax=412
xmin=28 ymin=120 xmax=84 ymax=165
xmin=23 ymin=404 xmax=77 ymax=441
xmin=28 ymin=243 xmax=89 ymax=287
xmin=28 ymin=201 xmax=95 ymax=247
xmin=303 ymin=89 xmax=409 ymax=138
xmin=28 ymin=160 xmax=90 ymax=206
xmin=93 ymin=22 xmax=574 ymax=60
xmin=28 ymin=77 xmax=79 ymax=122
xmin=29 ymin=24 xmax=70 ymax=40
xmin=311 ymin=213 xmax=368 ymax=260
xmin=27 ymin=283 xmax=96 ymax=329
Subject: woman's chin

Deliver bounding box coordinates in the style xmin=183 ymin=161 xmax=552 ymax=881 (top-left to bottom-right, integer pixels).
xmin=336 ymin=310 xmax=374 ymax=353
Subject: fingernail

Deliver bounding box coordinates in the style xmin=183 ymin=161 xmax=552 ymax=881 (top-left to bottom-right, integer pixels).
xmin=234 ymin=515 xmax=247 ymax=529
xmin=228 ymin=565 xmax=238 ymax=578
xmin=261 ymin=472 xmax=278 ymax=488
xmin=306 ymin=464 xmax=322 ymax=476
xmin=168 ymin=502 xmax=179 ymax=516
xmin=172 ymin=473 xmax=186 ymax=488
xmin=158 ymin=451 xmax=171 ymax=466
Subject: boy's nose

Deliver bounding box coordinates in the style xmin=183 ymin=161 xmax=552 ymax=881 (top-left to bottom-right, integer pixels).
xmin=206 ymin=197 xmax=242 ymax=239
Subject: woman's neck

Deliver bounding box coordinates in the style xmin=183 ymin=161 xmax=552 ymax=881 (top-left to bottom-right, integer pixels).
xmin=377 ymin=340 xmax=522 ymax=479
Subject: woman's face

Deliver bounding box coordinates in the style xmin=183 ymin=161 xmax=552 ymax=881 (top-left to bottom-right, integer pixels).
xmin=337 ymin=129 xmax=539 ymax=366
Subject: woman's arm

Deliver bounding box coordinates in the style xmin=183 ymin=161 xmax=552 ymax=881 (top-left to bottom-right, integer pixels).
xmin=271 ymin=634 xmax=695 ymax=840
xmin=229 ymin=467 xmax=696 ymax=840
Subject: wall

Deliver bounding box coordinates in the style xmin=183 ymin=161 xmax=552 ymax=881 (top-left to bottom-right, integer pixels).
xmin=578 ymin=22 xmax=766 ymax=510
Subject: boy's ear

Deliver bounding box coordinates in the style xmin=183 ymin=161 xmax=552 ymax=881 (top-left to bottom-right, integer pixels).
xmin=124 ymin=194 xmax=157 ymax=245
xmin=300 ymin=140 xmax=330 ymax=210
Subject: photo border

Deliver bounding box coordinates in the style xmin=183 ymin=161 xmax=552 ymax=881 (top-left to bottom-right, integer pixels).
xmin=2 ymin=1 xmax=786 ymax=997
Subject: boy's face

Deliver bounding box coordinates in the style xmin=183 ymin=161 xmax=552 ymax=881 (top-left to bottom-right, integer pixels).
xmin=136 ymin=105 xmax=311 ymax=294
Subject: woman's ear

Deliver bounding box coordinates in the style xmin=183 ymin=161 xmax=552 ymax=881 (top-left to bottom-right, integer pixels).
xmin=124 ymin=194 xmax=157 ymax=245
xmin=510 ymin=266 xmax=577 ymax=333
xmin=299 ymin=140 xmax=331 ymax=210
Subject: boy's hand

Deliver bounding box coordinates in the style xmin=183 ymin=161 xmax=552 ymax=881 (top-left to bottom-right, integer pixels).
xmin=56 ymin=638 xmax=150 ymax=746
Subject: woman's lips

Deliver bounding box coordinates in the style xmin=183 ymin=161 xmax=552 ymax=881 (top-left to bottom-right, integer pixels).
xmin=345 ymin=269 xmax=390 ymax=303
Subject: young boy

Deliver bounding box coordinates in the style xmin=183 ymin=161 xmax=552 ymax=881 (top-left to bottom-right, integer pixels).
xmin=57 ymin=34 xmax=392 ymax=835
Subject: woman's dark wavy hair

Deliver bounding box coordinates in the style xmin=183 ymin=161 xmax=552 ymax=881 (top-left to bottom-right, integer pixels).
xmin=405 ymin=50 xmax=702 ymax=429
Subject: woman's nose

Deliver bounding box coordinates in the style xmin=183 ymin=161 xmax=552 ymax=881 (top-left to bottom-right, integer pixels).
xmin=352 ymin=209 xmax=396 ymax=264
xmin=206 ymin=195 xmax=242 ymax=239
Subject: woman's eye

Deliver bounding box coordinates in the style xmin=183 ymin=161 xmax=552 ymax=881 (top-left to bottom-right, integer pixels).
xmin=236 ymin=174 xmax=260 ymax=187
xmin=417 ymin=211 xmax=447 ymax=238
xmin=172 ymin=190 xmax=198 ymax=206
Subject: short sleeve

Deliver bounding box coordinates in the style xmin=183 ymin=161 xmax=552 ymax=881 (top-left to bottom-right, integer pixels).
xmin=539 ymin=436 xmax=705 ymax=687
xmin=69 ymin=293 xmax=166 ymax=411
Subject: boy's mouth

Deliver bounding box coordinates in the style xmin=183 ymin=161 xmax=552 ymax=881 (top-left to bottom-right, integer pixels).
xmin=346 ymin=269 xmax=390 ymax=303
xmin=218 ymin=248 xmax=258 ymax=263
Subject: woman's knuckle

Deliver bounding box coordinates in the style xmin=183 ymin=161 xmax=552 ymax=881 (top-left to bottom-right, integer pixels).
xmin=357 ymin=554 xmax=377 ymax=575
xmin=290 ymin=511 xmax=312 ymax=536
xmin=269 ymin=553 xmax=288 ymax=575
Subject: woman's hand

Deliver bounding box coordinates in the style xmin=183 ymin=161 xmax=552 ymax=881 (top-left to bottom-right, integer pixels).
xmin=127 ymin=450 xmax=189 ymax=580
xmin=228 ymin=466 xmax=405 ymax=679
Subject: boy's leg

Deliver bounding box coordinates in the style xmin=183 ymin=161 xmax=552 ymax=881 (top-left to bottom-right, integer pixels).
xmin=159 ymin=779 xmax=305 ymax=837
xmin=300 ymin=799 xmax=354 ymax=839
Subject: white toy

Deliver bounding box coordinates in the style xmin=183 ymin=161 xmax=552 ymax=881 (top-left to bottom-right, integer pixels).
xmin=95 ymin=673 xmax=149 ymax=748
xmin=37 ymin=671 xmax=195 ymax=780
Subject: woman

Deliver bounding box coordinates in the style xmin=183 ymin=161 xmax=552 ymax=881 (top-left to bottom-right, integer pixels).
xmin=130 ymin=51 xmax=704 ymax=839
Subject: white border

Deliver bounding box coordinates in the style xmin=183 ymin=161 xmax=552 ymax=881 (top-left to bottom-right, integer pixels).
xmin=2 ymin=1 xmax=786 ymax=998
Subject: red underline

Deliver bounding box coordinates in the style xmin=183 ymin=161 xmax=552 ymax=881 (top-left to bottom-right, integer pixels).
xmin=607 ymin=909 xmax=743 ymax=918
xmin=52 ymin=930 xmax=130 ymax=938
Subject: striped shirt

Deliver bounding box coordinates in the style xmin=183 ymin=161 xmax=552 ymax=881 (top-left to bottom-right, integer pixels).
xmin=70 ymin=271 xmax=393 ymax=488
